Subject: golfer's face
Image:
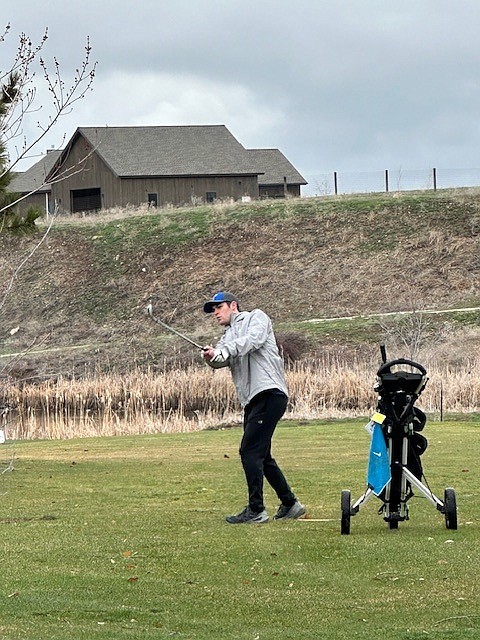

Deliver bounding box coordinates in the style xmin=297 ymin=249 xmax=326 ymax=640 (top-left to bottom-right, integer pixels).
xmin=213 ymin=302 xmax=233 ymax=326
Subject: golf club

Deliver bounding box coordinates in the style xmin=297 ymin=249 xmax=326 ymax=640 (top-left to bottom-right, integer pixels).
xmin=146 ymin=304 xmax=206 ymax=350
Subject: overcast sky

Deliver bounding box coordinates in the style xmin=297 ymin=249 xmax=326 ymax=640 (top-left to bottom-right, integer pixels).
xmin=4 ymin=1 xmax=480 ymax=193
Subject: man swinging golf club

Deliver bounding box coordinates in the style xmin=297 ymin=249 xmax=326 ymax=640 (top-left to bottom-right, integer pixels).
xmin=202 ymin=291 xmax=306 ymax=524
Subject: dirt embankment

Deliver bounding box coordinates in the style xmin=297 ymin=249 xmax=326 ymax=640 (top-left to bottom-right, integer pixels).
xmin=1 ymin=192 xmax=480 ymax=378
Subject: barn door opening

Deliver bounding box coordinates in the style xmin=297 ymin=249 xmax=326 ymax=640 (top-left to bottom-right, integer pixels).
xmin=70 ymin=188 xmax=102 ymax=213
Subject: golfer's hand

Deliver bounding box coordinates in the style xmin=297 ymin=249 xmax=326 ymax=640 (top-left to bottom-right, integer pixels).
xmin=202 ymin=346 xmax=215 ymax=361
xmin=202 ymin=347 xmax=229 ymax=364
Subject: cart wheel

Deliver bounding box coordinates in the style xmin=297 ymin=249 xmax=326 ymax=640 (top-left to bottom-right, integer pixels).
xmin=389 ymin=519 xmax=399 ymax=530
xmin=444 ymin=488 xmax=457 ymax=530
xmin=341 ymin=490 xmax=351 ymax=535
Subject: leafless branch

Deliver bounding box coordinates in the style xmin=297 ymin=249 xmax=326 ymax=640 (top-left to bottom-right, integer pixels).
xmin=0 ymin=206 xmax=57 ymax=312
xmin=1 ymin=26 xmax=96 ymax=177
xmin=0 ymin=26 xmax=97 ymax=427
xmin=0 ymin=144 xmax=97 ymax=217
xmin=379 ymin=309 xmax=434 ymax=361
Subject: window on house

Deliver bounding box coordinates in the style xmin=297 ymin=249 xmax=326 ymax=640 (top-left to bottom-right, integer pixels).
xmin=148 ymin=193 xmax=158 ymax=207
xmin=206 ymin=191 xmax=216 ymax=203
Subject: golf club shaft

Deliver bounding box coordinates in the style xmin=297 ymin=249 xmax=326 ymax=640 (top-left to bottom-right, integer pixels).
xmin=146 ymin=305 xmax=205 ymax=350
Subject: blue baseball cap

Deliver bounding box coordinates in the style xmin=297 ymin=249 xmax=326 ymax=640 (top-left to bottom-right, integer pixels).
xmin=203 ymin=291 xmax=239 ymax=313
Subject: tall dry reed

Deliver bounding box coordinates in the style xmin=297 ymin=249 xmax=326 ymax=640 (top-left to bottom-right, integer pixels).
xmin=1 ymin=356 xmax=479 ymax=440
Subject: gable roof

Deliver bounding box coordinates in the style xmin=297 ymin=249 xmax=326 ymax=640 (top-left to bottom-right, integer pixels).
xmin=247 ymin=149 xmax=307 ymax=186
xmin=8 ymin=150 xmax=63 ymax=194
xmin=68 ymin=125 xmax=264 ymax=178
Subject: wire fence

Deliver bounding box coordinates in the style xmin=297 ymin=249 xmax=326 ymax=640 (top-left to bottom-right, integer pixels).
xmin=304 ymin=167 xmax=480 ymax=197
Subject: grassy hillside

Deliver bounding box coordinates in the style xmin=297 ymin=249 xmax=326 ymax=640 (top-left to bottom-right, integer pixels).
xmin=1 ymin=190 xmax=480 ymax=378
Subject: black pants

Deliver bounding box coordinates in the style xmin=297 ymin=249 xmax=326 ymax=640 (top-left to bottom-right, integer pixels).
xmin=240 ymin=390 xmax=296 ymax=512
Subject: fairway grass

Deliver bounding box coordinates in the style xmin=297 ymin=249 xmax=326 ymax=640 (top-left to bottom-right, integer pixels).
xmin=0 ymin=419 xmax=478 ymax=639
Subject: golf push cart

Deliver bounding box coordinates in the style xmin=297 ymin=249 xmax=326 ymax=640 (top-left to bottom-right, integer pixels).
xmin=341 ymin=347 xmax=458 ymax=534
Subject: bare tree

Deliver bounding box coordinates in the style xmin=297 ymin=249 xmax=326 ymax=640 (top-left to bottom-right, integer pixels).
xmin=0 ymin=24 xmax=96 ymax=222
xmin=379 ymin=307 xmax=442 ymax=361
xmin=0 ymin=25 xmax=96 ymax=384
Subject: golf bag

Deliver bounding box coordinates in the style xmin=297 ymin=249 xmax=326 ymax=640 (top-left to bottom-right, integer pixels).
xmin=341 ymin=347 xmax=458 ymax=534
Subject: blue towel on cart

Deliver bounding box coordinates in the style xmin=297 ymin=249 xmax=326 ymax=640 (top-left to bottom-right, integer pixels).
xmin=367 ymin=422 xmax=391 ymax=496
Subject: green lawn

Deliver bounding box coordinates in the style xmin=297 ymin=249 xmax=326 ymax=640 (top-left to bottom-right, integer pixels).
xmin=0 ymin=418 xmax=478 ymax=639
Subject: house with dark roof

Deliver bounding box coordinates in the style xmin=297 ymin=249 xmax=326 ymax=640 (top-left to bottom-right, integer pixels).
xmin=248 ymin=148 xmax=307 ymax=198
xmin=46 ymin=125 xmax=307 ymax=214
xmin=8 ymin=149 xmax=62 ymax=215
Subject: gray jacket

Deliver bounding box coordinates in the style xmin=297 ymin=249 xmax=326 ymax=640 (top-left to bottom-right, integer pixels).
xmin=207 ymin=309 xmax=288 ymax=407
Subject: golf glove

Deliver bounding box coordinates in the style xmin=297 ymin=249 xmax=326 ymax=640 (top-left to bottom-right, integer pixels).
xmin=210 ymin=347 xmax=229 ymax=364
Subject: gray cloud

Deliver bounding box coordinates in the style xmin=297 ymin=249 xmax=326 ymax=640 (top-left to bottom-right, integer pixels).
xmin=5 ymin=1 xmax=480 ymax=191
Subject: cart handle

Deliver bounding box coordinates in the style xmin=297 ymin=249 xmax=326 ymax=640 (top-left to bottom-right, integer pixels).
xmin=377 ymin=358 xmax=427 ymax=376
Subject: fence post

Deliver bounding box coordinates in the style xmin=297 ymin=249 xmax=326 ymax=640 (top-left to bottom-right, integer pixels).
xmin=440 ymin=381 xmax=443 ymax=422
xmin=433 ymin=167 xmax=437 ymax=191
xmin=385 ymin=169 xmax=389 ymax=193
xmin=333 ymin=171 xmax=338 ymax=195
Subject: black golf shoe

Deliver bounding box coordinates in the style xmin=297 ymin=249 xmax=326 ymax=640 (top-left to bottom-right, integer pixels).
xmin=225 ymin=506 xmax=269 ymax=524
xmin=273 ymin=500 xmax=306 ymax=520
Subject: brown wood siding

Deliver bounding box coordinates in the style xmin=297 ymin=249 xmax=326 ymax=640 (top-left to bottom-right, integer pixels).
xmin=50 ymin=134 xmax=122 ymax=213
xmin=51 ymin=133 xmax=260 ymax=212
xmin=259 ymin=184 xmax=301 ymax=198
xmin=119 ymin=175 xmax=259 ymax=207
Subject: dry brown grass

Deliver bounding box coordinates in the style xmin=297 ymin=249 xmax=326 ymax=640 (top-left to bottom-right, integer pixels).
xmin=2 ymin=356 xmax=479 ymax=440
xmin=3 ymin=191 xmax=480 ymax=335
xmin=47 ymin=198 xmax=241 ymax=227
xmin=2 ymin=191 xmax=480 ymax=433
